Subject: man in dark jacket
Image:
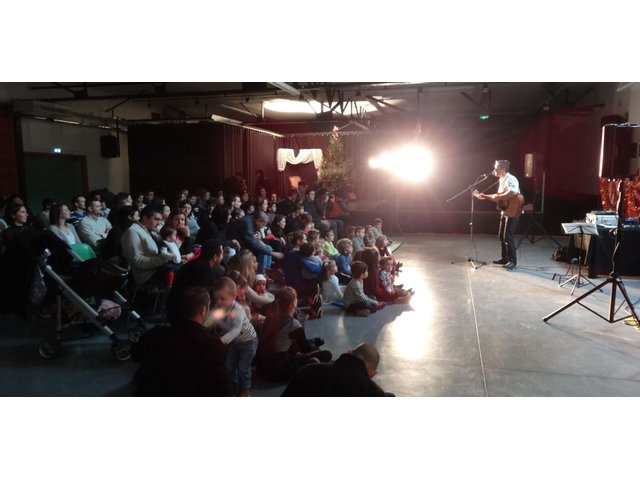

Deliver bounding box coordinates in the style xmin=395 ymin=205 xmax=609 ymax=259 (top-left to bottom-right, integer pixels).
xmin=132 ymin=286 xmax=229 ymax=396
xmin=165 ymin=239 xmax=225 ymax=323
xmin=281 ymin=342 xmax=389 ymax=397
xmin=226 ymin=211 xmax=283 ymax=273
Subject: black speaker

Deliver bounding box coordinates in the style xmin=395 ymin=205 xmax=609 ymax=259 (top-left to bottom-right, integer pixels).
xmin=599 ymin=124 xmax=640 ymax=179
xmin=100 ymin=135 xmax=120 ymax=158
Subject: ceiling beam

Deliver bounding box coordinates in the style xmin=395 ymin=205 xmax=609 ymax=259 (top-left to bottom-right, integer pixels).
xmin=220 ymin=103 xmax=258 ymax=119
xmin=268 ymin=82 xmax=300 ymax=96
xmin=366 ymin=96 xmax=386 ymax=114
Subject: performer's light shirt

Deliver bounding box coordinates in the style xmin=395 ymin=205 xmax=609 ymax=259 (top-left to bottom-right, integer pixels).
xmin=498 ymin=173 xmax=520 ymax=195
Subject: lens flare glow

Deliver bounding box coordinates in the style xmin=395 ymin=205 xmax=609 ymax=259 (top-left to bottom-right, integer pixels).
xmin=369 ymin=145 xmax=432 ymax=182
xmin=385 ymin=268 xmax=437 ymax=361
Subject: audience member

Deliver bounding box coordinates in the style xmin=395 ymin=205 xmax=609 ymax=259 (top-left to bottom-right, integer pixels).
xmin=168 ymin=212 xmax=195 ymax=262
xmin=320 ymin=228 xmax=339 ymax=259
xmin=252 ymin=273 xmax=275 ymax=308
xmin=300 ymin=243 xmax=322 ymax=280
xmin=335 ymin=238 xmax=353 ymax=282
xmin=372 ymin=217 xmax=392 ymax=244
xmin=166 ymin=239 xmax=225 ymax=323
xmin=77 ymin=199 xmax=112 ymax=254
xmin=380 ymin=256 xmax=414 ymax=300
xmin=1 ymin=204 xmax=32 ymax=249
xmin=121 ymin=205 xmax=177 ymax=286
xmin=227 ymin=249 xmax=274 ymax=310
xmin=256 ymin=287 xmax=332 ymax=382
xmin=364 ymin=225 xmax=375 ymax=247
xmin=69 ymin=195 xmax=86 ymax=227
xmin=343 ymin=260 xmax=384 ymax=317
xmin=211 ymin=277 xmax=258 ymax=397
xmin=281 ymin=342 xmax=388 ymax=396
xmin=102 ymin=205 xmax=138 ymax=264
xmin=35 ymin=197 xmax=56 ymax=229
xmin=321 ymin=259 xmax=344 ymax=305
xmin=160 ymin=225 xmax=183 ymax=265
xmin=226 ymin=211 xmax=283 ymax=273
xmin=132 ymin=286 xmax=229 ymax=396
xmin=281 ymin=230 xmax=322 ymax=315
xmin=352 ymin=226 xmax=365 ymax=251
xmin=376 ymin=234 xmax=402 ymax=273
xmin=360 ymin=247 xmax=411 ymax=304
xmin=48 ymin=203 xmax=81 ymax=246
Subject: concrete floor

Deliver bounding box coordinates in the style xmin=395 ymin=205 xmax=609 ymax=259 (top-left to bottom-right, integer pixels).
xmin=2 ymin=233 xmax=640 ymax=397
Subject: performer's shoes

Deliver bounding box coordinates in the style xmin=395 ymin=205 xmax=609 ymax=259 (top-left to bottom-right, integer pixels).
xmin=503 ymin=261 xmax=517 ymax=269
xmin=493 ymin=259 xmax=508 ymax=265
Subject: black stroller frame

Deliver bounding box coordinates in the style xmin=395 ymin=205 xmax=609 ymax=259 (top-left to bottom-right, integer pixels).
xmin=37 ymin=248 xmax=147 ymax=361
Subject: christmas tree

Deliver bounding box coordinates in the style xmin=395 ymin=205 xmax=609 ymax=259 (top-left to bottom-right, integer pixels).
xmin=319 ymin=126 xmax=352 ymax=192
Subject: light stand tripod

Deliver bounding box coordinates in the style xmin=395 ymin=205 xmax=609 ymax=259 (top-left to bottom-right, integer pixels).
xmin=517 ymin=172 xmax=562 ymax=249
xmin=557 ymin=222 xmax=600 ymax=296
xmin=448 ymin=174 xmax=496 ymax=269
xmin=543 ymin=180 xmax=639 ymax=325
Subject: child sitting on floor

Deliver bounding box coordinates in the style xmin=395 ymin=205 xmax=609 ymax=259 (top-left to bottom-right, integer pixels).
xmin=364 ymin=225 xmax=375 ymax=248
xmin=375 ymin=234 xmax=402 ymax=273
xmin=300 ymin=243 xmax=322 ymax=280
xmin=379 ymin=257 xmax=413 ymax=299
xmin=372 ymin=217 xmax=392 ymax=245
xmin=335 ymin=238 xmax=353 ymax=284
xmin=320 ymin=228 xmax=339 ymax=260
xmin=343 ymin=261 xmax=384 ymax=317
xmin=352 ymin=226 xmax=365 ymax=251
xmin=321 ymin=259 xmax=345 ymax=305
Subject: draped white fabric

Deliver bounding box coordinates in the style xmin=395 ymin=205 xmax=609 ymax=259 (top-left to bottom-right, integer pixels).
xmin=276 ymin=148 xmax=323 ymax=171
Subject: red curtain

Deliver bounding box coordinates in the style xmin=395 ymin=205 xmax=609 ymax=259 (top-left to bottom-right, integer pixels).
xmin=0 ymin=110 xmax=19 ymax=196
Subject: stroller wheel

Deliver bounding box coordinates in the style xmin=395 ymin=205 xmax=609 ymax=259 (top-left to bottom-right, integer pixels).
xmin=38 ymin=338 xmax=60 ymax=359
xmin=128 ymin=326 xmax=145 ymax=343
xmin=111 ymin=340 xmax=132 ymax=362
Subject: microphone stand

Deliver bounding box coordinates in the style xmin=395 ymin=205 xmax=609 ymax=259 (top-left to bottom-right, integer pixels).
xmin=448 ymin=174 xmax=497 ymax=269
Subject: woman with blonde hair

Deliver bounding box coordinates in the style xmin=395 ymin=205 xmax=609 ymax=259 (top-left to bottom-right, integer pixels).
xmin=227 ymin=249 xmax=273 ymax=309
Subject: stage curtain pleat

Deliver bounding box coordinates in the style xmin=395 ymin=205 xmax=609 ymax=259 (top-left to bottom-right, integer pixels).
xmin=0 ymin=110 xmax=19 ymax=196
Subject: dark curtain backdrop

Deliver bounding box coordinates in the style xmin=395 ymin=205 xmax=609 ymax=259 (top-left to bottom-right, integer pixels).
xmin=128 ymin=123 xmax=278 ymax=200
xmin=245 ymin=130 xmax=278 ymax=196
xmin=127 ymin=113 xmax=603 ymax=234
xmin=0 ymin=110 xmax=19 ymax=196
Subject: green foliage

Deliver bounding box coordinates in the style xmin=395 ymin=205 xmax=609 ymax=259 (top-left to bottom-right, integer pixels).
xmin=319 ymin=130 xmax=352 ymax=192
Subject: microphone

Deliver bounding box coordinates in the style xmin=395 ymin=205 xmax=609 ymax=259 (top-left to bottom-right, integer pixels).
xmin=481 ymin=171 xmax=494 ymax=179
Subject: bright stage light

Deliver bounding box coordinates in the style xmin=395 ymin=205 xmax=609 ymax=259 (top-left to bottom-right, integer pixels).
xmin=369 ymin=144 xmax=432 ymax=182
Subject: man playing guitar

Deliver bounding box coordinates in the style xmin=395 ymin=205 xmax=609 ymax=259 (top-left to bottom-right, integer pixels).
xmin=473 ymin=159 xmax=524 ymax=270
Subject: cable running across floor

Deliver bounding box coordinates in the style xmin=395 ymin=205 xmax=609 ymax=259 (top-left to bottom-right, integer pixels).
xmin=468 ymin=266 xmax=489 ymax=397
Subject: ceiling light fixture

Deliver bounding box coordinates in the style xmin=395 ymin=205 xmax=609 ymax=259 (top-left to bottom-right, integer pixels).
xmin=210 ymin=114 xmax=283 ymax=138
xmin=269 ymin=82 xmax=300 ymax=96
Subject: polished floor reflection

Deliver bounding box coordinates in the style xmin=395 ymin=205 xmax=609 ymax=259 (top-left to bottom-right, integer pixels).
xmin=2 ymin=233 xmax=640 ymax=397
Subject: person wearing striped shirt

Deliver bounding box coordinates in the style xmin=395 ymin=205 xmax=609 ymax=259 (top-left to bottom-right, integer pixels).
xmin=211 ymin=277 xmax=258 ymax=397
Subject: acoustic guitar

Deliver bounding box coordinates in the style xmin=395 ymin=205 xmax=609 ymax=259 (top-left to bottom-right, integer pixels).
xmin=473 ymin=189 xmax=525 ymax=218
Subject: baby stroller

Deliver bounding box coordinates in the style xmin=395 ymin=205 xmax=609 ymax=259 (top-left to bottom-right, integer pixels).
xmin=1 ymin=230 xmax=145 ymax=361
xmin=37 ymin=247 xmax=148 ymax=361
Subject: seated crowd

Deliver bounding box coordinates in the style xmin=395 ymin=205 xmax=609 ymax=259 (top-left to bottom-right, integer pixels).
xmin=0 ymin=178 xmax=409 ymax=396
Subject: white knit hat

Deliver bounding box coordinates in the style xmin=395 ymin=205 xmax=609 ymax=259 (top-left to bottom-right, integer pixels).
xmin=255 ymin=274 xmax=267 ymax=283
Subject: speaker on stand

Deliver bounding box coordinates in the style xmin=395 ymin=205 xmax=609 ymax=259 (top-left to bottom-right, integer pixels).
xmin=517 ymin=153 xmax=561 ymax=248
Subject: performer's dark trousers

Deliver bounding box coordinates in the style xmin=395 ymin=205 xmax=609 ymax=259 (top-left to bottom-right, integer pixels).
xmin=499 ymin=214 xmax=520 ymax=263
